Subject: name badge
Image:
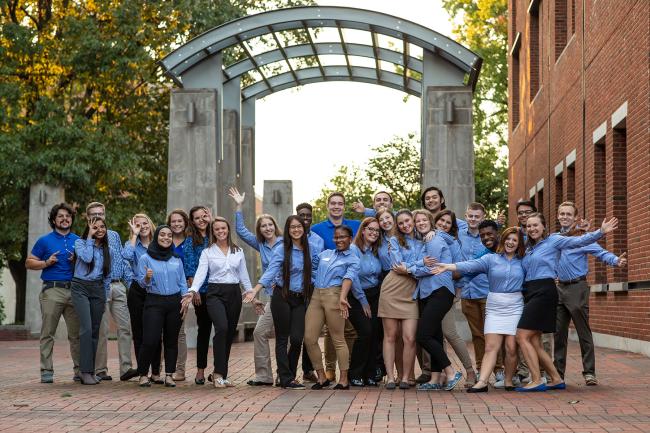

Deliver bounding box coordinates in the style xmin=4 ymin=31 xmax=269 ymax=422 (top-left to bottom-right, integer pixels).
xmin=322 ymin=257 xmax=331 ymax=262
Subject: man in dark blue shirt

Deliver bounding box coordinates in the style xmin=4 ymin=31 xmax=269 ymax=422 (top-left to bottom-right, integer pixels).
xmin=26 ymin=203 xmax=80 ymax=383
xmin=311 ymin=192 xmax=361 ymax=250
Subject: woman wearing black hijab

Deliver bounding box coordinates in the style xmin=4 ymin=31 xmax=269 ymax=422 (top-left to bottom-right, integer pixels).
xmin=135 ymin=226 xmax=191 ymax=387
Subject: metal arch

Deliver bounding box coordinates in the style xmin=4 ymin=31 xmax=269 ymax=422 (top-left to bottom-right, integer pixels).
xmin=241 ymin=66 xmax=422 ymax=100
xmin=159 ymin=6 xmax=482 ymax=90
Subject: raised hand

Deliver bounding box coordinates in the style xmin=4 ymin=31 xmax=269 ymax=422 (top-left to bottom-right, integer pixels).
xmin=600 ymin=217 xmax=619 ymax=234
xmin=618 ymin=252 xmax=627 ymax=268
xmin=127 ymin=217 xmax=141 ymax=237
xmin=496 ymin=211 xmax=506 ymax=226
xmin=577 ymin=218 xmax=592 ymax=231
xmin=88 ymin=219 xmax=99 ymax=238
xmin=352 ymin=201 xmax=366 ymax=214
xmin=45 ymin=251 xmax=60 ymax=267
xmin=228 ymin=187 xmax=245 ymax=210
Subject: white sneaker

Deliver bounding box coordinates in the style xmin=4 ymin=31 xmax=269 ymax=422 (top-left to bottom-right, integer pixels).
xmin=213 ymin=377 xmax=226 ymax=388
xmin=495 ymin=370 xmax=505 ymax=382
xmin=223 ymin=379 xmax=235 ymax=387
xmin=493 ymin=379 xmax=505 ymax=389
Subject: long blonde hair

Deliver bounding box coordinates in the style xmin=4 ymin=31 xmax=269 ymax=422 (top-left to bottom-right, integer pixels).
xmin=133 ymin=213 xmax=156 ymax=243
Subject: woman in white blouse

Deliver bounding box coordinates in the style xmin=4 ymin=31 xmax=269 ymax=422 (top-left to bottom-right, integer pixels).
xmin=182 ymin=216 xmax=254 ymax=388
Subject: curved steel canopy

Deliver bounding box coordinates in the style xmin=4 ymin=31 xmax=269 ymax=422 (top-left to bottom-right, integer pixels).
xmin=159 ymin=6 xmax=482 ymax=99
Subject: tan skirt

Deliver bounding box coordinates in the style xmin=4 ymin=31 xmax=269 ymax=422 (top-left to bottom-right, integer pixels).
xmin=378 ymin=271 xmax=419 ymax=319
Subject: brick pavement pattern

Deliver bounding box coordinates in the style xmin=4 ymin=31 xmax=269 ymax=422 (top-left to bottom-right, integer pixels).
xmin=1 ymin=340 xmax=649 ymax=433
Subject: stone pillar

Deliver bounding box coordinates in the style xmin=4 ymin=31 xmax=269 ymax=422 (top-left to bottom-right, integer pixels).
xmin=421 ymin=85 xmax=475 ymax=218
xmin=167 ymin=89 xmax=219 ymax=215
xmin=241 ymin=99 xmax=257 ymax=279
xmin=25 ymin=184 xmax=65 ymax=334
xmin=263 ymin=181 xmax=293 ymax=227
xmin=218 ymin=78 xmax=242 ymax=220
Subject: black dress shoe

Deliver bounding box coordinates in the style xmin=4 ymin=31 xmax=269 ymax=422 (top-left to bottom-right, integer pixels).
xmin=504 ymin=385 xmax=516 ymax=391
xmin=311 ymin=380 xmax=331 ymax=390
xmin=96 ymin=372 xmax=112 ymax=381
xmin=120 ymin=368 xmax=138 ymax=381
xmin=195 ymin=377 xmax=205 ymax=385
xmin=350 ymin=378 xmax=365 ymax=387
xmin=415 ymin=373 xmax=432 ymax=384
xmin=466 ymin=385 xmax=488 ymax=393
xmin=332 ymin=383 xmax=350 ymax=390
xmin=247 ymin=380 xmax=273 ymax=386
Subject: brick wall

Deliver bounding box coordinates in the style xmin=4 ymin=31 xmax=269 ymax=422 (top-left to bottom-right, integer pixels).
xmin=507 ymin=0 xmax=650 ymax=342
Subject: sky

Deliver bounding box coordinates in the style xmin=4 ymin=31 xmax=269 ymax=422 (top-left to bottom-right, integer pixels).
xmin=253 ymin=0 xmax=454 ymax=205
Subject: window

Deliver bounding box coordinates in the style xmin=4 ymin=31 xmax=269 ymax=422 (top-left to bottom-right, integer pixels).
xmin=511 ymin=33 xmax=521 ymax=128
xmin=593 ymin=137 xmax=607 ymax=283
xmin=536 ymin=187 xmax=545 ymax=221
xmin=566 ymin=162 xmax=575 ymax=202
xmin=555 ymin=173 xmax=563 ymax=231
xmin=611 ymin=126 xmax=628 ymax=281
xmin=570 ymin=0 xmax=576 ymax=35
xmin=555 ymin=0 xmax=568 ymax=61
xmin=528 ymin=0 xmax=541 ymax=100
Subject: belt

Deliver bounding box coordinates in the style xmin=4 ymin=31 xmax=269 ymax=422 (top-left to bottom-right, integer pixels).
xmin=275 ymin=286 xmax=304 ymax=298
xmin=559 ymin=275 xmax=587 ymax=285
xmin=111 ymin=279 xmax=121 ymax=283
xmin=42 ymin=281 xmax=71 ymax=290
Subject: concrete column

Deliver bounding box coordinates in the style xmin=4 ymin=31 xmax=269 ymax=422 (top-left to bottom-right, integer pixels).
xmin=218 ymin=77 xmax=242 ymax=220
xmin=167 ymin=89 xmax=219 ymax=215
xmin=263 ymin=181 xmax=293 ymax=228
xmin=421 ymin=85 xmax=475 ymax=218
xmin=241 ymin=99 xmax=257 ymax=279
xmin=25 ymin=184 xmax=65 ymax=334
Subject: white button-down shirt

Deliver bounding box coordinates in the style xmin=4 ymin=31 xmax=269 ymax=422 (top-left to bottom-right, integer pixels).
xmin=189 ymin=245 xmax=252 ymax=292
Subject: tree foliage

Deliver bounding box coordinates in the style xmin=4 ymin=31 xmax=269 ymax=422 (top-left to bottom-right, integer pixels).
xmin=441 ymin=0 xmax=509 ymax=214
xmin=312 ymin=135 xmax=421 ymax=222
xmin=0 ymin=0 xmax=313 ymax=322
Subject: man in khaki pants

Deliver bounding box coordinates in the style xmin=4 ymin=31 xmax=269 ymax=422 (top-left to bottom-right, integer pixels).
xmin=26 ymin=203 xmax=81 ymax=383
xmin=86 ymin=202 xmax=138 ymax=382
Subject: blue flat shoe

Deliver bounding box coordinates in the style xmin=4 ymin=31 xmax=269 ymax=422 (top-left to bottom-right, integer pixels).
xmin=417 ymin=382 xmax=442 ymax=391
xmin=515 ymin=383 xmax=547 ymax=392
xmin=546 ymin=382 xmax=566 ymax=390
xmin=444 ymin=372 xmax=463 ymax=391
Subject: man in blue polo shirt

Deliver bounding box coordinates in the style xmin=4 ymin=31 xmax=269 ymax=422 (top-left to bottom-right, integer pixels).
xmin=311 ymin=192 xmax=361 ymax=250
xmin=26 ymin=203 xmax=80 ymax=383
xmin=311 ymin=192 xmax=360 ymax=381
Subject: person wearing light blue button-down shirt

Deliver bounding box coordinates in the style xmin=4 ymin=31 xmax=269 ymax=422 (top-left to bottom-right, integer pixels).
xmin=411 ymin=209 xmax=463 ymax=391
xmin=71 ymin=218 xmax=111 ymax=385
xmin=247 ymin=216 xmax=316 ymax=388
xmin=553 ymin=202 xmax=627 ymax=386
xmin=433 ymin=226 xmax=527 ymax=392
xmin=134 ymin=226 xmax=188 ymax=387
xmin=304 ymin=225 xmax=360 ymax=389
xmin=347 ymin=218 xmax=384 ymax=386
xmin=229 ymin=187 xmax=284 ymax=386
xmin=516 ymin=212 xmax=619 ymax=392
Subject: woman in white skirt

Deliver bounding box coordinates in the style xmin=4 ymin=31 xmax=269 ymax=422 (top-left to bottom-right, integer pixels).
xmin=432 ymin=227 xmax=525 ymax=392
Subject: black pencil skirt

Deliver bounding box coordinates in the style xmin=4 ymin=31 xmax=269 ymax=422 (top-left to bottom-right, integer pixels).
xmin=517 ymin=278 xmax=558 ymax=333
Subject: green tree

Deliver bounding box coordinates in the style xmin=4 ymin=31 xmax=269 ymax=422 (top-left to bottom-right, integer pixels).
xmin=0 ymin=0 xmax=313 ymax=323
xmin=312 ymin=135 xmax=421 ymax=222
xmin=441 ymin=0 xmax=509 ymax=215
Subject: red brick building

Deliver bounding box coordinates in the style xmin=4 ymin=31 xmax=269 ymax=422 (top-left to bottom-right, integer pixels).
xmin=507 ymin=0 xmax=649 ymax=353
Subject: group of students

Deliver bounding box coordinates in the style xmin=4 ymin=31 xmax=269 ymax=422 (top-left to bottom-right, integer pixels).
xmin=28 ymin=186 xmax=626 ymax=392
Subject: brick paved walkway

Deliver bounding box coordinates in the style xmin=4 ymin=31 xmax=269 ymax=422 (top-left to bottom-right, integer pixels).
xmin=1 ymin=339 xmax=649 ymax=433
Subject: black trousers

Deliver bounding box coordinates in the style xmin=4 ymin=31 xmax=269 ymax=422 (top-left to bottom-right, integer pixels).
xmin=70 ymin=278 xmax=105 ymax=374
xmin=138 ymin=293 xmax=182 ymax=376
xmin=416 ymin=288 xmax=454 ymax=373
xmin=206 ymin=283 xmax=242 ymax=378
xmin=127 ymin=281 xmax=161 ymax=375
xmin=348 ymin=286 xmax=381 ymax=381
xmin=271 ymin=288 xmax=306 ymax=386
xmin=194 ymin=292 xmax=212 ymax=369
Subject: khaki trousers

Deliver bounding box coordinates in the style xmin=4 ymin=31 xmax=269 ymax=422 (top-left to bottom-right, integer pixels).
xmin=252 ymin=302 xmax=275 ymax=383
xmin=305 ymin=287 xmax=349 ymax=371
xmin=175 ymin=321 xmax=187 ymax=376
xmin=461 ymin=298 xmax=503 ymax=372
xmin=324 ymin=320 xmax=356 ymax=372
xmin=95 ymin=281 xmax=133 ymax=376
xmin=39 ymin=286 xmax=80 ymax=375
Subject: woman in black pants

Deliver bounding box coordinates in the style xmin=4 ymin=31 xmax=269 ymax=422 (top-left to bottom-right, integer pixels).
xmin=135 ymin=226 xmax=191 ymax=387
xmin=348 ymin=217 xmax=383 ymax=387
xmin=72 ymin=217 xmax=111 ymax=385
xmin=247 ymin=215 xmax=313 ymax=389
xmin=183 ymin=216 xmax=254 ymax=388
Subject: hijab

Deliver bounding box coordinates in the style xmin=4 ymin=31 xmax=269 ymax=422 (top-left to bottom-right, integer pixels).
xmin=147 ymin=225 xmax=175 ymax=261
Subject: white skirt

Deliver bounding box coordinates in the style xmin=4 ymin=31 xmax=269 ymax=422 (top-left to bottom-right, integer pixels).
xmin=484 ymin=291 xmax=524 ymax=335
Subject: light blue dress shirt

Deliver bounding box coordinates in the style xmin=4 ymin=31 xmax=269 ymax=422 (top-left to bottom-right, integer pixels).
xmin=350 ymin=244 xmax=381 ymax=306
xmin=107 ymin=230 xmax=131 ymax=285
xmin=377 ymin=234 xmax=394 ymax=271
xmin=386 ymin=235 xmax=423 ymax=273
xmin=122 ymin=238 xmax=148 ymax=278
xmin=522 ymin=230 xmax=604 ymax=281
xmin=413 ymin=235 xmax=454 ymax=298
xmin=455 ymin=253 xmax=525 ymax=294
xmin=74 ymin=238 xmax=111 ymax=293
xmin=258 ymin=244 xmax=311 ymax=295
xmin=137 ymin=254 xmax=188 ymax=296
xmin=235 ymin=211 xmax=283 ymax=272
xmin=312 ymin=248 xmax=360 ymax=289
xmin=557 ymin=242 xmax=619 ymax=281
xmin=308 ymin=231 xmax=325 ymax=255
xmin=436 ymin=230 xmax=469 ymax=291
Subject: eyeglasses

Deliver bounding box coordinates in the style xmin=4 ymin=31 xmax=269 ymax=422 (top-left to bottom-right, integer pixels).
xmin=365 ymin=227 xmax=380 ymax=233
xmin=517 ymin=210 xmax=533 ymax=216
xmin=289 ymin=225 xmax=304 ymax=230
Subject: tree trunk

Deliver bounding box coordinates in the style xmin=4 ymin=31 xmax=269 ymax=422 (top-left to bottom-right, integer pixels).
xmin=8 ymin=258 xmax=26 ymax=324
